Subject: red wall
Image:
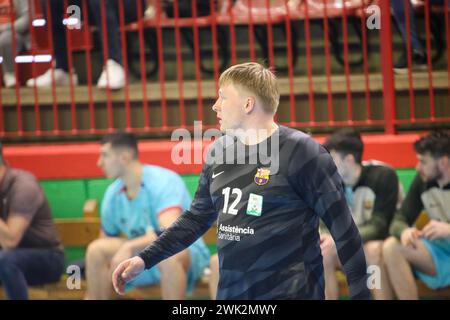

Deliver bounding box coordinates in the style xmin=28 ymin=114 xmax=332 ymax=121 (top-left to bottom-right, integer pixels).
xmin=3 ymin=133 xmax=422 ymax=179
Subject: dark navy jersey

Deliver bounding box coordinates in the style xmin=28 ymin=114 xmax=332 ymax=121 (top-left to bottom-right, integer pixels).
xmin=139 ymin=126 xmax=370 ymax=300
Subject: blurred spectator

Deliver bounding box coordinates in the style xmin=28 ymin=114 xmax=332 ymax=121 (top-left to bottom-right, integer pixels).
xmin=392 ymin=0 xmax=449 ymax=74
xmin=27 ymin=0 xmax=145 ymax=90
xmin=0 ymin=141 xmax=64 ymax=300
xmin=0 ymin=0 xmax=30 ymax=88
xmin=162 ymin=0 xmax=214 ymax=18
xmin=383 ymin=131 xmax=450 ymax=299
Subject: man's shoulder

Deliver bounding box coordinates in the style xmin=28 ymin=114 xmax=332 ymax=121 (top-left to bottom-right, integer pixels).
xmin=143 ymin=164 xmax=182 ymax=182
xmin=279 ymin=125 xmax=310 ymax=142
xmin=6 ymin=168 xmax=40 ymax=189
xmin=104 ymin=179 xmax=123 ymax=198
xmin=278 ymin=127 xmax=327 ymax=163
xmin=363 ymin=162 xmax=397 ymax=177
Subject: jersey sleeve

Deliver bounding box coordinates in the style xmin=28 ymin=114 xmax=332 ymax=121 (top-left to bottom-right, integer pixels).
xmin=288 ymin=137 xmax=371 ymax=300
xmin=138 ymin=157 xmax=218 ymax=269
xmin=389 ymin=174 xmax=424 ymax=239
xmin=152 ymin=171 xmax=190 ymax=215
xmin=359 ymin=167 xmax=399 ymax=241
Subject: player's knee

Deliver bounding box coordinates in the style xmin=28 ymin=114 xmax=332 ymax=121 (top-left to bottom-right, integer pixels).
xmin=86 ymin=239 xmax=109 ymax=264
xmin=209 ymin=254 xmax=219 ymax=273
xmin=364 ymin=241 xmax=383 ymax=266
xmin=382 ymin=237 xmax=401 ymax=260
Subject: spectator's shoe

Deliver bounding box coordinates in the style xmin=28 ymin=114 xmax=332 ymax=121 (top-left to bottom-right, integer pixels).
xmin=97 ymin=59 xmax=125 ymax=90
xmin=3 ymin=72 xmax=17 ymax=88
xmin=393 ymin=51 xmax=427 ymax=74
xmin=26 ymin=68 xmax=78 ymax=87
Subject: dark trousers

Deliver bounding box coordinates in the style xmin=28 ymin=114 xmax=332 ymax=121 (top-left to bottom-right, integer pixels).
xmin=41 ymin=0 xmax=145 ymax=71
xmin=0 ymin=248 xmax=64 ymax=300
xmin=391 ymin=0 xmax=448 ymax=54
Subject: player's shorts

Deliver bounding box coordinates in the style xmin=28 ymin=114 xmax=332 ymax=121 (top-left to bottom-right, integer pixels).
xmin=414 ymin=238 xmax=450 ymax=289
xmin=125 ymin=243 xmax=210 ymax=295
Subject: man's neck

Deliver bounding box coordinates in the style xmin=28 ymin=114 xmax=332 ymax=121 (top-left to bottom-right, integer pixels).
xmin=347 ymin=164 xmax=362 ymax=187
xmin=121 ymin=162 xmax=143 ymax=197
xmin=437 ymin=170 xmax=450 ymax=188
xmin=236 ymin=119 xmax=278 ymax=145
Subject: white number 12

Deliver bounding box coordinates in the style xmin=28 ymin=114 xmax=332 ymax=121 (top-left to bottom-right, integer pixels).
xmin=222 ymin=187 xmax=242 ymax=215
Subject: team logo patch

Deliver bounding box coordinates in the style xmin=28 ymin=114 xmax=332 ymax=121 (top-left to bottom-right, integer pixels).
xmin=254 ymin=168 xmax=270 ymax=185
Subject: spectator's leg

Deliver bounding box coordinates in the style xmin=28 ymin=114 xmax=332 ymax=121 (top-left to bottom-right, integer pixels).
xmin=0 ymin=251 xmax=30 ymax=299
xmin=158 ymin=250 xmax=190 ymax=299
xmin=0 ymin=30 xmax=26 ymax=73
xmin=391 ymin=0 xmax=424 ymax=54
xmin=364 ymin=240 xmax=394 ymax=300
xmin=87 ymin=0 xmax=122 ymax=65
xmin=41 ymin=0 xmax=70 ymax=71
xmin=321 ymin=234 xmax=340 ymax=300
xmin=382 ymin=236 xmax=436 ymax=300
xmin=123 ymin=0 xmax=145 ymax=23
xmin=209 ymin=254 xmax=219 ymax=300
xmin=0 ymin=248 xmax=64 ymax=300
xmin=85 ymin=237 xmax=126 ymax=300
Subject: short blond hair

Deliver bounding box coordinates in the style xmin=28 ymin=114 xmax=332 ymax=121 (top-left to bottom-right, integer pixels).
xmin=219 ymin=62 xmax=279 ymax=114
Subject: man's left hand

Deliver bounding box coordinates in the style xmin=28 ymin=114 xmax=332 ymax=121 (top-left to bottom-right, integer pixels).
xmin=421 ymin=220 xmax=450 ymax=240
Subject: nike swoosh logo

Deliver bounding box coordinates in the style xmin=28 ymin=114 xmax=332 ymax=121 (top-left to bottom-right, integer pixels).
xmin=212 ymin=171 xmax=225 ymax=179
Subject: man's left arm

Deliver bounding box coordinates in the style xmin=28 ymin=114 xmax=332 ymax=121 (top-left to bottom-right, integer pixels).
xmin=291 ymin=139 xmax=370 ymax=299
xmin=0 ymin=214 xmax=31 ymax=249
xmin=0 ymin=177 xmax=41 ymax=249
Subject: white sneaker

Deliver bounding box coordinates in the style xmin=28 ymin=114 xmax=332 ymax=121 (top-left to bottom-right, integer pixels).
xmin=3 ymin=72 xmax=16 ymax=88
xmin=26 ymin=68 xmax=78 ymax=88
xmin=97 ymin=59 xmax=125 ymax=90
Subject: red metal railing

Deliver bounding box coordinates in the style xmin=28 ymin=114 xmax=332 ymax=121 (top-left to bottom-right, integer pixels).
xmin=0 ymin=0 xmax=448 ymax=139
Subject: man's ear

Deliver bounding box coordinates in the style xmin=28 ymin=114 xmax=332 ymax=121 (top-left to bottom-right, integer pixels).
xmin=343 ymin=153 xmax=356 ymax=165
xmin=119 ymin=149 xmax=133 ymax=164
xmin=244 ymin=96 xmax=256 ymax=114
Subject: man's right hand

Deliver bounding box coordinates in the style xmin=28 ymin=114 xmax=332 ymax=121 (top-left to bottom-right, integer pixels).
xmin=112 ymin=256 xmax=145 ymax=295
xmin=400 ymin=227 xmax=422 ymax=248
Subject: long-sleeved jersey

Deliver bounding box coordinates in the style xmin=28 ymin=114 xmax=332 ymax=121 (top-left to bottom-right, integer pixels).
xmin=139 ymin=126 xmax=370 ymax=299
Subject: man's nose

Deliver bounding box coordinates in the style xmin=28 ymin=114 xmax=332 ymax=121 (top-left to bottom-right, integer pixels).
xmin=212 ymin=99 xmax=220 ymax=112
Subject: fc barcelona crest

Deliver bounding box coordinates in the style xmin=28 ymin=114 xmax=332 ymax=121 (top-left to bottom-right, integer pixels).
xmin=254 ymin=168 xmax=270 ymax=186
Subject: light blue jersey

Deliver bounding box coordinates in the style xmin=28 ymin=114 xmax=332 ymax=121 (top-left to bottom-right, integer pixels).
xmin=101 ymin=165 xmax=210 ymax=294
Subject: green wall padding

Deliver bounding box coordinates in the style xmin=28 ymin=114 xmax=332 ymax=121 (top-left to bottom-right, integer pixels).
xmin=396 ymin=169 xmax=417 ymax=193
xmin=181 ymin=174 xmax=201 ymax=198
xmin=86 ymin=179 xmax=113 ymax=208
xmin=42 ymin=170 xmax=418 ymax=219
xmin=40 ymin=180 xmax=87 ymax=219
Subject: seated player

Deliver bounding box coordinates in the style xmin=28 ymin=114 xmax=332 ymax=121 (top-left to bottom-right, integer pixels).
xmin=85 ymin=132 xmax=210 ymax=299
xmin=321 ymin=129 xmax=399 ymax=300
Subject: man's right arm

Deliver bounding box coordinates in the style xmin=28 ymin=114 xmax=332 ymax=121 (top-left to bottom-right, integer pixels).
xmin=138 ymin=162 xmax=218 ymax=270
xmin=389 ymin=174 xmax=424 ymax=239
